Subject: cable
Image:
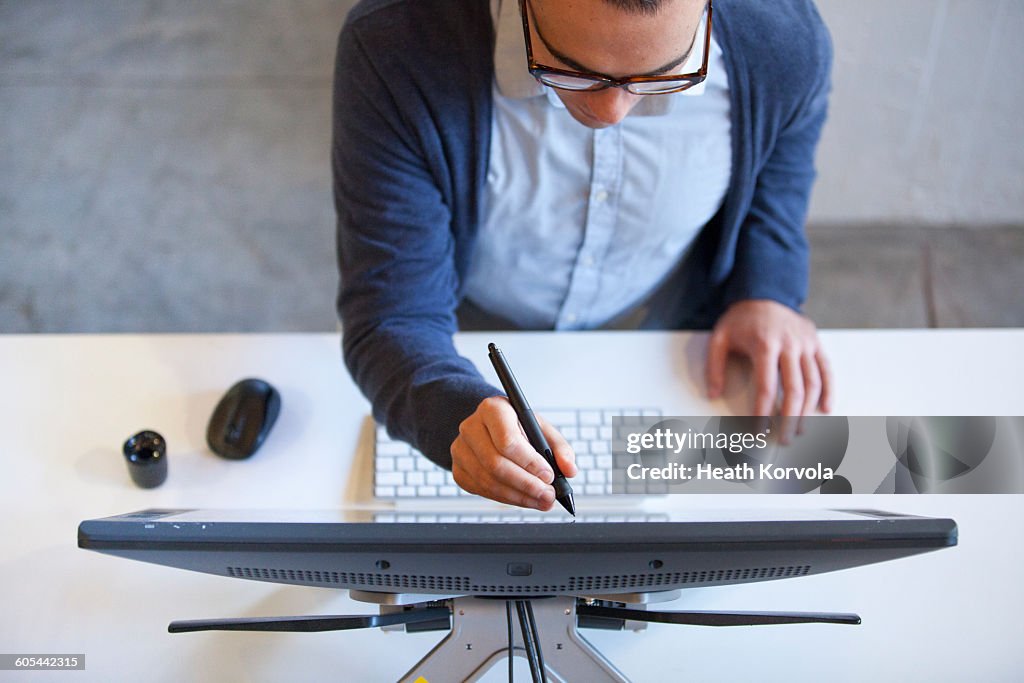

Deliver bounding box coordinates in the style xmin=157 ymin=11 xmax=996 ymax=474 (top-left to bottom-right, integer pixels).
xmin=506 ymin=601 xmax=514 ymax=683
xmin=515 ymin=600 xmax=544 ymax=683
xmin=524 ymin=601 xmax=546 ymax=680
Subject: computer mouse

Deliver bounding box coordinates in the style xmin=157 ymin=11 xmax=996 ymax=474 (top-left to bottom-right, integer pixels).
xmin=207 ymin=378 xmax=281 ymax=459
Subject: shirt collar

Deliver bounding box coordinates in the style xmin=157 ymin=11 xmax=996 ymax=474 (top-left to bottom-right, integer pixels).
xmin=491 ymin=0 xmax=709 ymax=117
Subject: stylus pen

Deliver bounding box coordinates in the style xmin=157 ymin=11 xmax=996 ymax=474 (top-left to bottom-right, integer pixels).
xmin=488 ymin=343 xmax=576 ymax=516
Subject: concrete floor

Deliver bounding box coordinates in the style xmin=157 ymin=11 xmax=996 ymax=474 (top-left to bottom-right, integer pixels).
xmin=805 ymin=225 xmax=1024 ymax=329
xmin=2 ymin=1 xmax=1022 ymax=333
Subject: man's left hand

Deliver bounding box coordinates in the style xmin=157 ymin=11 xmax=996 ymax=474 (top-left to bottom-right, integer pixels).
xmin=705 ymin=299 xmax=833 ymax=418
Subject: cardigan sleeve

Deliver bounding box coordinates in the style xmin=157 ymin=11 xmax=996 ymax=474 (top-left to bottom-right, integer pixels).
xmin=332 ymin=14 xmax=500 ymax=469
xmin=720 ymin=12 xmax=833 ymax=313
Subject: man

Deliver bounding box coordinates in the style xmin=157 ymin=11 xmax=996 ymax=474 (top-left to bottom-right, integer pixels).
xmin=333 ymin=0 xmax=833 ymax=511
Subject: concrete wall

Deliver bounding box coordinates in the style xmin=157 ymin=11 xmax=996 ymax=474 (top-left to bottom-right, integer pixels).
xmin=810 ymin=0 xmax=1024 ymax=226
xmin=2 ymin=0 xmax=1021 ymax=230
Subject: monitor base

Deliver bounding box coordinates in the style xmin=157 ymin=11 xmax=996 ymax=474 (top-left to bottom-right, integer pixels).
xmin=168 ymin=592 xmax=860 ymax=683
xmin=396 ymin=595 xmax=627 ymax=683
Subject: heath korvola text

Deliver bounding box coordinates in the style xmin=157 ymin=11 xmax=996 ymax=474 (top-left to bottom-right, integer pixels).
xmin=620 ymin=427 xmax=836 ymax=482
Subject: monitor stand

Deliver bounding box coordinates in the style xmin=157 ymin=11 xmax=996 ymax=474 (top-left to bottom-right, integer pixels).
xmin=168 ymin=590 xmax=860 ymax=683
xmin=359 ymin=590 xmax=678 ymax=683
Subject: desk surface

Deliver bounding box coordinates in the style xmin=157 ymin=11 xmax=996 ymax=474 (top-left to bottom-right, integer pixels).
xmin=1 ymin=330 xmax=1022 ymax=681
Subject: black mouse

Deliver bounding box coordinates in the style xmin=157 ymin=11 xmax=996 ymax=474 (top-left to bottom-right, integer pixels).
xmin=207 ymin=378 xmax=281 ymax=459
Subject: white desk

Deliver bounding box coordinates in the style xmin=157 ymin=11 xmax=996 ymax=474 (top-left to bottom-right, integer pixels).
xmin=1 ymin=330 xmax=1022 ymax=681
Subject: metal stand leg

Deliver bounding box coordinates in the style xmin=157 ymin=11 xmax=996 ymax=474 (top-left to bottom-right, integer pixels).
xmin=397 ymin=596 xmax=629 ymax=683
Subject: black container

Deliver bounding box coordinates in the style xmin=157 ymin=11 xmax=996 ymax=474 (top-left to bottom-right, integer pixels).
xmin=122 ymin=430 xmax=168 ymax=488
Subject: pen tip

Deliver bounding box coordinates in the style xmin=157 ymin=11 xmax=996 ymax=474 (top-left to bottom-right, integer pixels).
xmin=558 ymin=494 xmax=576 ymax=517
xmin=487 ymin=342 xmax=498 ymax=353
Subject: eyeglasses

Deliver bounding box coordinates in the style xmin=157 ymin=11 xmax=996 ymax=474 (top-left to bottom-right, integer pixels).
xmin=518 ymin=0 xmax=712 ymax=95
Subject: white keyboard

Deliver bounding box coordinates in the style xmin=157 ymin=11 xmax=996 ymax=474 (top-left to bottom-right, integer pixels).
xmin=373 ymin=408 xmax=663 ymax=500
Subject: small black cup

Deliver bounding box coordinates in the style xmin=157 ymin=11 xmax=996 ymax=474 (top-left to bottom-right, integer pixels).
xmin=123 ymin=430 xmax=168 ymax=488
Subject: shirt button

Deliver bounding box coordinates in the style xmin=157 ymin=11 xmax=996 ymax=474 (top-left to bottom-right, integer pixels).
xmin=594 ymin=189 xmax=609 ymax=203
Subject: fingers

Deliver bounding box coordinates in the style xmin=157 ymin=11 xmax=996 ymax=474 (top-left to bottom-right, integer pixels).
xmin=816 ymin=349 xmax=834 ymax=413
xmin=707 ymin=301 xmax=834 ymax=435
xmin=452 ymin=431 xmax=555 ymax=509
xmin=800 ymin=350 xmax=823 ymax=419
xmin=479 ymin=398 xmax=554 ymax=482
xmin=775 ymin=350 xmax=801 ymax=443
xmin=705 ymin=329 xmax=729 ymax=399
xmin=451 ymin=397 xmax=572 ymax=511
xmin=779 ymin=350 xmax=804 ymax=418
xmin=537 ymin=413 xmax=577 ymax=478
xmin=451 ymin=445 xmax=555 ymax=510
xmin=773 ymin=342 xmax=826 ymax=440
xmin=751 ymin=344 xmax=779 ymax=417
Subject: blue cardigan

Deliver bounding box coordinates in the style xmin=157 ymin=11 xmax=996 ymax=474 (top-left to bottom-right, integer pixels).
xmin=333 ymin=0 xmax=833 ymax=467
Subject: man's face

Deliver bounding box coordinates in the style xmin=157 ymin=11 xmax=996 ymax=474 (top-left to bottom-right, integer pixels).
xmin=529 ymin=0 xmax=706 ymax=129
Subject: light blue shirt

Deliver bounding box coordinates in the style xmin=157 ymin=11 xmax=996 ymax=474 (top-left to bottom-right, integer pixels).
xmin=463 ymin=0 xmax=732 ymax=330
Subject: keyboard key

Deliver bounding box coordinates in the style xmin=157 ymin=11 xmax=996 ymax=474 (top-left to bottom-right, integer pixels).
xmin=377 ymin=457 xmax=396 ymax=471
xmin=579 ymin=426 xmax=597 ymax=440
xmin=597 ymin=455 xmax=613 ymax=469
xmin=396 ymin=486 xmax=416 ymax=497
xmin=417 ymin=485 xmax=438 ymax=497
xmin=396 ymin=457 xmax=415 ymax=471
xmin=560 ymin=426 xmax=579 ymax=441
xmin=543 ymin=410 xmax=578 ymax=426
xmin=591 ymin=440 xmax=609 ymax=454
xmin=579 ymin=411 xmax=602 ymax=425
xmin=377 ymin=441 xmax=411 ymax=456
xmin=439 ymin=486 xmax=460 ymax=496
xmin=416 ymin=457 xmax=435 ymax=471
xmin=570 ymin=440 xmax=590 ymax=455
xmin=584 ymin=484 xmax=605 ymax=495
xmin=426 ymin=472 xmax=445 ymax=485
xmin=407 ymin=471 xmax=425 ymax=486
xmin=577 ymin=455 xmax=596 ymax=469
xmin=376 ymin=472 xmax=405 ymax=486
xmin=614 ymin=424 xmax=635 ymax=439
xmin=374 ymin=486 xmax=396 ymax=497
xmin=623 ymin=481 xmax=648 ymax=494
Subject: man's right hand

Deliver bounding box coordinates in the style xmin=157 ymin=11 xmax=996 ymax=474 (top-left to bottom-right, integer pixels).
xmin=451 ymin=396 xmax=577 ymax=510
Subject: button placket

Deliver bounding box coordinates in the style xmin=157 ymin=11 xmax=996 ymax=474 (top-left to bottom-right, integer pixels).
xmin=556 ymin=126 xmax=623 ymax=329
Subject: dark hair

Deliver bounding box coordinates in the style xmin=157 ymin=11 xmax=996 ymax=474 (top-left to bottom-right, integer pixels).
xmin=602 ymin=0 xmax=665 ymax=15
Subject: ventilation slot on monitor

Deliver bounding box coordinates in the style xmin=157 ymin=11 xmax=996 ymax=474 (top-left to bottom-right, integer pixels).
xmin=568 ymin=565 xmax=811 ymax=592
xmin=226 ymin=567 xmax=471 ymax=592
xmin=225 ymin=564 xmax=811 ymax=594
xmin=467 ymin=584 xmax=570 ymax=594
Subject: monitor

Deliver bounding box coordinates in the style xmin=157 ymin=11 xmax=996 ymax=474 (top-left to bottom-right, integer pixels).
xmin=78 ymin=508 xmax=957 ymax=597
